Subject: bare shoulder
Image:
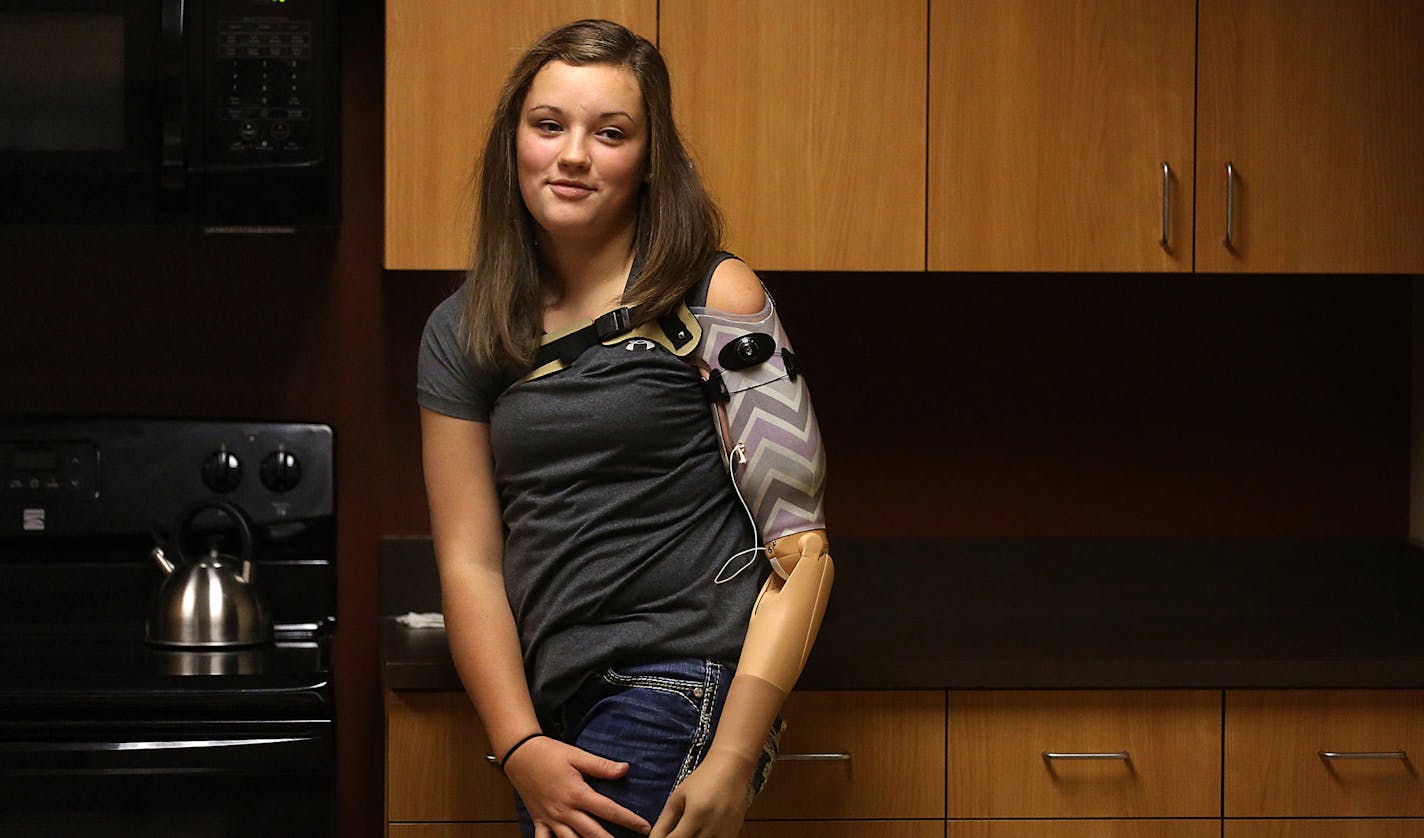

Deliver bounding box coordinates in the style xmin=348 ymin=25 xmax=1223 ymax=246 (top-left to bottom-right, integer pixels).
xmin=705 ymin=257 xmax=768 ymax=315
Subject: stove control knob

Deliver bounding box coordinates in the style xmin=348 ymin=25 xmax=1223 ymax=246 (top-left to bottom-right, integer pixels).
xmin=260 ymin=448 xmax=302 ymax=492
xmin=201 ymin=446 xmax=243 ymax=493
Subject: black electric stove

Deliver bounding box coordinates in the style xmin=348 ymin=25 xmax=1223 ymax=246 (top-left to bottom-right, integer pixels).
xmin=0 ymin=418 xmax=336 ymax=837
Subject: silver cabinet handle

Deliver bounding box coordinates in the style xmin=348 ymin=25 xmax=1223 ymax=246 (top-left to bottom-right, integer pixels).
xmin=485 ymin=753 xmax=499 ymax=766
xmin=1224 ymin=161 xmax=1236 ymax=249
xmin=1042 ymin=751 xmax=1131 ymax=761
xmin=1319 ymin=750 xmax=1409 ymax=760
xmin=1160 ymin=161 xmax=1171 ymax=248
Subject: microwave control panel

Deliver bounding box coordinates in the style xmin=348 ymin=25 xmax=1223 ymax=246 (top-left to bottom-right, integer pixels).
xmin=213 ymin=19 xmax=321 ymax=160
xmin=199 ymin=0 xmax=336 ymax=172
xmin=194 ymin=0 xmax=338 ymax=226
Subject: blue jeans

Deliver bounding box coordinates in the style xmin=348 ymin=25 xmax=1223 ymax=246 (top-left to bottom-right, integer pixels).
xmin=515 ymin=659 xmax=782 ymax=837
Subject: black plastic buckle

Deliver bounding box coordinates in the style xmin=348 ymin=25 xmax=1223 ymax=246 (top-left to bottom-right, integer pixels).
xmin=702 ymin=369 xmax=730 ymax=403
xmin=781 ymin=348 xmax=800 ymax=381
xmin=594 ymin=307 xmax=632 ymax=340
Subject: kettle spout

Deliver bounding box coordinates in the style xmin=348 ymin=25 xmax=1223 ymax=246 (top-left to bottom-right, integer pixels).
xmin=151 ymin=546 xmax=175 ymax=575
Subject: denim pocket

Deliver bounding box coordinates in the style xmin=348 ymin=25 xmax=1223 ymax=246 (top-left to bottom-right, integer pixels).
xmin=599 ymin=663 xmax=710 ymax=714
xmin=594 ymin=660 xmax=724 ymax=790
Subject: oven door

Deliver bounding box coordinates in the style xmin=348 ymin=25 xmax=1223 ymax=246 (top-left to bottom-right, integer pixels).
xmin=0 ymin=720 xmax=333 ymax=837
xmin=0 ymin=0 xmax=181 ymax=225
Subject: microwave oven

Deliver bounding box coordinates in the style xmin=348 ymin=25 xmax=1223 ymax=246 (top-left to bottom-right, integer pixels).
xmin=0 ymin=0 xmax=339 ymax=232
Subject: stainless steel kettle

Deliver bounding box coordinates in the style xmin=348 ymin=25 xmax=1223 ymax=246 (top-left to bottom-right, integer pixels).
xmin=146 ymin=499 xmax=272 ymax=647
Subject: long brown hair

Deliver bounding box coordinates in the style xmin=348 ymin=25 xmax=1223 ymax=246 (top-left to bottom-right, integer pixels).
xmin=463 ymin=19 xmax=723 ymax=372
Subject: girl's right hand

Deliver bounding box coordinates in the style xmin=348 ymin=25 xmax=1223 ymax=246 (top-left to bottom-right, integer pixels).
xmin=503 ymin=736 xmax=652 ymax=837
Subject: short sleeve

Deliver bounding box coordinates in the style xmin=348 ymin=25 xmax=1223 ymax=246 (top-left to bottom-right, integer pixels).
xmin=417 ymin=286 xmax=501 ymax=422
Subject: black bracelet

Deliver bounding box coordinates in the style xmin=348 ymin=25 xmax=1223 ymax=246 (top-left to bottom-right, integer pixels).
xmin=498 ymin=732 xmax=546 ymax=770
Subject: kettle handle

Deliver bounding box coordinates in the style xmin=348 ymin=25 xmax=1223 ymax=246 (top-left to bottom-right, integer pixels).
xmin=169 ymin=498 xmax=256 ymax=573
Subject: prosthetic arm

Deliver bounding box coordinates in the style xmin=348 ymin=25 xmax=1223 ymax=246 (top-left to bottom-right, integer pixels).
xmin=691 ymin=289 xmax=835 ymax=772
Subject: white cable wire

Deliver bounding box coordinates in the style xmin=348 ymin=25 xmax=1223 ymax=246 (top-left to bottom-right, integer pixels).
xmin=715 ymin=442 xmax=763 ymax=585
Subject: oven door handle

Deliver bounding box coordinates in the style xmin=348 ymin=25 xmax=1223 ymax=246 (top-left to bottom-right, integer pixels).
xmin=0 ymin=734 xmax=332 ymax=775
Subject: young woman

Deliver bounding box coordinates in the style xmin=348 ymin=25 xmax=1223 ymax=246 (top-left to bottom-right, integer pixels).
xmin=418 ymin=20 xmax=832 ymax=838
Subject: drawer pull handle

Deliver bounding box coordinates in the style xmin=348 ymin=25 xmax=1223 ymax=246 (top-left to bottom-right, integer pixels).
xmin=1224 ymin=161 xmax=1237 ymax=249
xmin=1319 ymin=750 xmax=1408 ymax=760
xmin=1160 ymin=161 xmax=1171 ymax=248
xmin=484 ymin=753 xmax=498 ymax=766
xmin=1042 ymin=751 xmax=1131 ymax=761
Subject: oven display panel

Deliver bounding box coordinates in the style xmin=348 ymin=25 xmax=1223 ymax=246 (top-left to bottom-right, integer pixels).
xmin=0 ymin=440 xmax=99 ymax=503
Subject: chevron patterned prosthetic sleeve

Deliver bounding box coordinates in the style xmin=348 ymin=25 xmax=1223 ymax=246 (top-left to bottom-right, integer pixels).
xmin=692 ymin=293 xmax=827 ymax=575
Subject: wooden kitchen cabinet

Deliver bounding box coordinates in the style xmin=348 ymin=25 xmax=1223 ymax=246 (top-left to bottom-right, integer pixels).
xmin=929 ymin=0 xmax=1424 ymax=274
xmin=658 ymin=0 xmax=928 ymax=271
xmin=947 ymin=690 xmax=1221 ymax=819
xmin=384 ymin=1 xmax=657 ymax=270
xmin=745 ymin=690 xmax=946 ymax=820
xmin=385 ymin=689 xmax=944 ymax=831
xmin=386 ymin=1 xmax=1422 ymax=274
xmin=948 ymin=821 xmax=1220 ymax=838
xmin=1224 ymin=689 xmax=1424 ymax=818
xmin=385 ymin=689 xmax=516 ymax=824
xmin=928 ymin=0 xmax=1196 ymax=272
xmin=1196 ymin=0 xmax=1424 ymax=273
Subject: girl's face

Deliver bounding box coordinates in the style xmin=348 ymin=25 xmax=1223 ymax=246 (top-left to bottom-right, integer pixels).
xmin=516 ymin=60 xmax=648 ymax=245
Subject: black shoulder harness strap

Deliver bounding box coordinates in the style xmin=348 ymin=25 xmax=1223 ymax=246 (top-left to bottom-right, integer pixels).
xmin=516 ymin=252 xmax=735 ymax=386
xmin=517 ymin=304 xmax=701 ymax=385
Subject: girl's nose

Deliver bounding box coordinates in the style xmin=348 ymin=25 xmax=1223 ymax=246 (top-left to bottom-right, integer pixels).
xmin=558 ymin=134 xmax=590 ymax=169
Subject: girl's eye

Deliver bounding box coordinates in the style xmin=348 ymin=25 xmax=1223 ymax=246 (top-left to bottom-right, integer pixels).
xmin=535 ymin=120 xmax=561 ymax=134
xmin=597 ymin=128 xmax=626 ymax=141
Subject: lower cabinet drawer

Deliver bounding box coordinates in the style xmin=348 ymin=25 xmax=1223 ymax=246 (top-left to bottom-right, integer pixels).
xmin=1224 ymin=690 xmax=1424 ymax=817
xmin=1223 ymin=820 xmax=1424 ymax=838
xmin=947 ymin=821 xmax=1220 ymax=838
xmin=743 ymin=821 xmax=942 ymax=838
xmin=948 ymin=690 xmax=1221 ymax=818
xmin=385 ymin=690 xmax=516 ymax=822
xmin=388 ymin=827 xmax=521 ymax=838
xmin=746 ymin=691 xmax=947 ymax=820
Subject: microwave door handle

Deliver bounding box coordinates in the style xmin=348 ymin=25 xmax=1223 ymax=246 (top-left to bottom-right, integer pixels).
xmin=160 ymin=0 xmax=188 ymax=209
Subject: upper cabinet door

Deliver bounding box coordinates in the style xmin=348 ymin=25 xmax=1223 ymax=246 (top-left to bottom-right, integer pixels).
xmin=1197 ymin=0 xmax=1424 ymax=274
xmin=660 ymin=0 xmax=928 ymax=272
xmin=384 ymin=1 xmax=657 ymax=270
xmin=928 ymin=1 xmax=1196 ymax=272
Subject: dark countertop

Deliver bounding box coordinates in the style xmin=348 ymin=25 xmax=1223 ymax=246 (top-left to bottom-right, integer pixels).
xmin=380 ymin=537 xmax=1424 ymax=692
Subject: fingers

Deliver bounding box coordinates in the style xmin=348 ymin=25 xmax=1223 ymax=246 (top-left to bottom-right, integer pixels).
xmin=553 ymin=814 xmax=602 ymax=838
xmin=513 ymin=738 xmax=650 ymax=836
xmin=562 ymin=745 xmax=648 ymax=833
xmin=579 ymin=788 xmax=651 ymax=835
xmin=567 ymin=746 xmax=631 ymax=780
xmin=649 ymin=789 xmax=685 ymax=838
xmin=537 ymin=806 xmax=643 ymax=838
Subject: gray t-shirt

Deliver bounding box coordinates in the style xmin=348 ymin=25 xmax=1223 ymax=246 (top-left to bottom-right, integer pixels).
xmin=417 ymin=266 xmax=762 ymax=716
